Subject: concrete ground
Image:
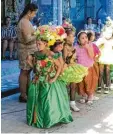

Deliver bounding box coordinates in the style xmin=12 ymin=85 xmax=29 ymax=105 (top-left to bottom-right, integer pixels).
xmin=1 ymin=91 xmax=113 ymax=134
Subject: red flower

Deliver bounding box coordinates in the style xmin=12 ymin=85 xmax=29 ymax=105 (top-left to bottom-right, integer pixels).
xmin=40 ymin=60 xmax=47 ymax=67
xmin=57 ymin=27 xmax=65 ymax=36
xmin=40 ymin=29 xmax=45 ymax=34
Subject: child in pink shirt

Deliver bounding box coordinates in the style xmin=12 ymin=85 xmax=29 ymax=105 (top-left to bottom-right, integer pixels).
xmin=75 ymin=31 xmax=98 ymax=104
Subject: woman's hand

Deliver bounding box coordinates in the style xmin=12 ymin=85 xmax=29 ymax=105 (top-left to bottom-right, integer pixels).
xmin=26 ymin=55 xmax=33 ymax=68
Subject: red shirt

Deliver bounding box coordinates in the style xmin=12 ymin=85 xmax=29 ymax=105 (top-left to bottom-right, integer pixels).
xmin=92 ymin=43 xmax=100 ymax=57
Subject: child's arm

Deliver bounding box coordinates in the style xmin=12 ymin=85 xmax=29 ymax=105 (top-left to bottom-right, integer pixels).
xmin=96 ymin=38 xmax=104 ymax=48
xmin=63 ymin=45 xmax=68 ymax=62
xmin=58 ymin=55 xmax=67 ymax=73
xmin=49 ymin=58 xmax=61 ymax=83
xmin=59 ymin=56 xmax=64 ymax=68
xmin=26 ymin=55 xmax=33 ymax=68
xmin=85 ymin=43 xmax=94 ymax=59
xmin=95 ymin=52 xmax=101 ymax=61
xmin=94 ymin=47 xmax=101 ymax=61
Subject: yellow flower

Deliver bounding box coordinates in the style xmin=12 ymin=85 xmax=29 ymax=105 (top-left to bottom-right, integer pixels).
xmin=48 ymin=35 xmax=56 ymax=46
xmin=55 ymin=35 xmax=62 ymax=40
xmin=45 ymin=58 xmax=49 ymax=62
xmin=45 ymin=58 xmax=52 ymax=62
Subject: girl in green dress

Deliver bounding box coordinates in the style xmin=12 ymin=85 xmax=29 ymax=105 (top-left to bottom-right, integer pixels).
xmin=26 ymin=39 xmax=73 ymax=128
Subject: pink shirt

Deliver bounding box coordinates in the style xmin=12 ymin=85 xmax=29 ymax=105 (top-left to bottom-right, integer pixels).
xmin=75 ymin=44 xmax=94 ymax=68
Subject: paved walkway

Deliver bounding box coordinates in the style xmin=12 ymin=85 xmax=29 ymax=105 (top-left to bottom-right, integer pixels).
xmin=1 ymin=91 xmax=113 ymax=133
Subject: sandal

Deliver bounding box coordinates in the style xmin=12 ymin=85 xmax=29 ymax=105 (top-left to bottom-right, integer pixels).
xmin=97 ymin=87 xmax=102 ymax=93
xmin=104 ymin=87 xmax=109 ymax=94
xmin=79 ymin=98 xmax=86 ymax=104
xmin=87 ymin=100 xmax=93 ymax=105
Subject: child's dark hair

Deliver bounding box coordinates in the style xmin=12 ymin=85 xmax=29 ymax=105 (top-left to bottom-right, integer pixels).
xmin=62 ymin=17 xmax=66 ymax=21
xmin=19 ymin=3 xmax=38 ymax=22
xmin=77 ymin=31 xmax=87 ymax=40
xmin=50 ymin=40 xmax=63 ymax=51
xmin=87 ymin=17 xmax=92 ymax=21
xmin=4 ymin=16 xmax=11 ymax=25
xmin=65 ymin=28 xmax=75 ymax=36
xmin=86 ymin=17 xmax=93 ymax=24
xmin=41 ymin=39 xmax=48 ymax=43
xmin=77 ymin=31 xmax=87 ymax=45
xmin=37 ymin=38 xmax=48 ymax=43
xmin=87 ymin=31 xmax=95 ymax=41
xmin=96 ymin=18 xmax=103 ymax=28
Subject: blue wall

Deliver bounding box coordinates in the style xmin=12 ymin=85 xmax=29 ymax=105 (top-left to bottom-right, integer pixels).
xmin=33 ymin=0 xmax=112 ymax=29
xmin=69 ymin=0 xmax=102 ymax=31
xmin=38 ymin=0 xmax=53 ymax=24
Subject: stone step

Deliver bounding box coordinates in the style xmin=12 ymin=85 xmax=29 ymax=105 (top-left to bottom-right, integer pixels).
xmin=1 ymin=88 xmax=20 ymax=98
xmin=1 ymin=60 xmax=19 ymax=93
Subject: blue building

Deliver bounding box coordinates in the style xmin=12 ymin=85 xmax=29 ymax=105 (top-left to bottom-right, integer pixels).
xmin=35 ymin=0 xmax=113 ymax=30
xmin=1 ymin=0 xmax=113 ymax=29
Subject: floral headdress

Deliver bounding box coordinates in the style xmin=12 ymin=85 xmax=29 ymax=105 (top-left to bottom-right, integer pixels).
xmin=34 ymin=25 xmax=67 ymax=47
xmin=62 ymin=19 xmax=76 ymax=32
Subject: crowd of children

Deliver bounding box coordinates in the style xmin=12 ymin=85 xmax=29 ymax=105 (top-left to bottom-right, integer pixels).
xmin=25 ymin=17 xmax=113 ymax=128
xmin=16 ymin=3 xmax=113 ymax=129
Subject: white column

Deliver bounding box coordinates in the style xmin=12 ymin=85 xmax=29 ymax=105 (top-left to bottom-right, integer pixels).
xmin=58 ymin=0 xmax=62 ymax=25
xmin=53 ymin=0 xmax=58 ymax=25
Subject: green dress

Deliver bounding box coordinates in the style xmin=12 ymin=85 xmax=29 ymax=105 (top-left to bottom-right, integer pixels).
xmin=27 ymin=52 xmax=73 ymax=128
xmin=54 ymin=52 xmax=88 ymax=84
